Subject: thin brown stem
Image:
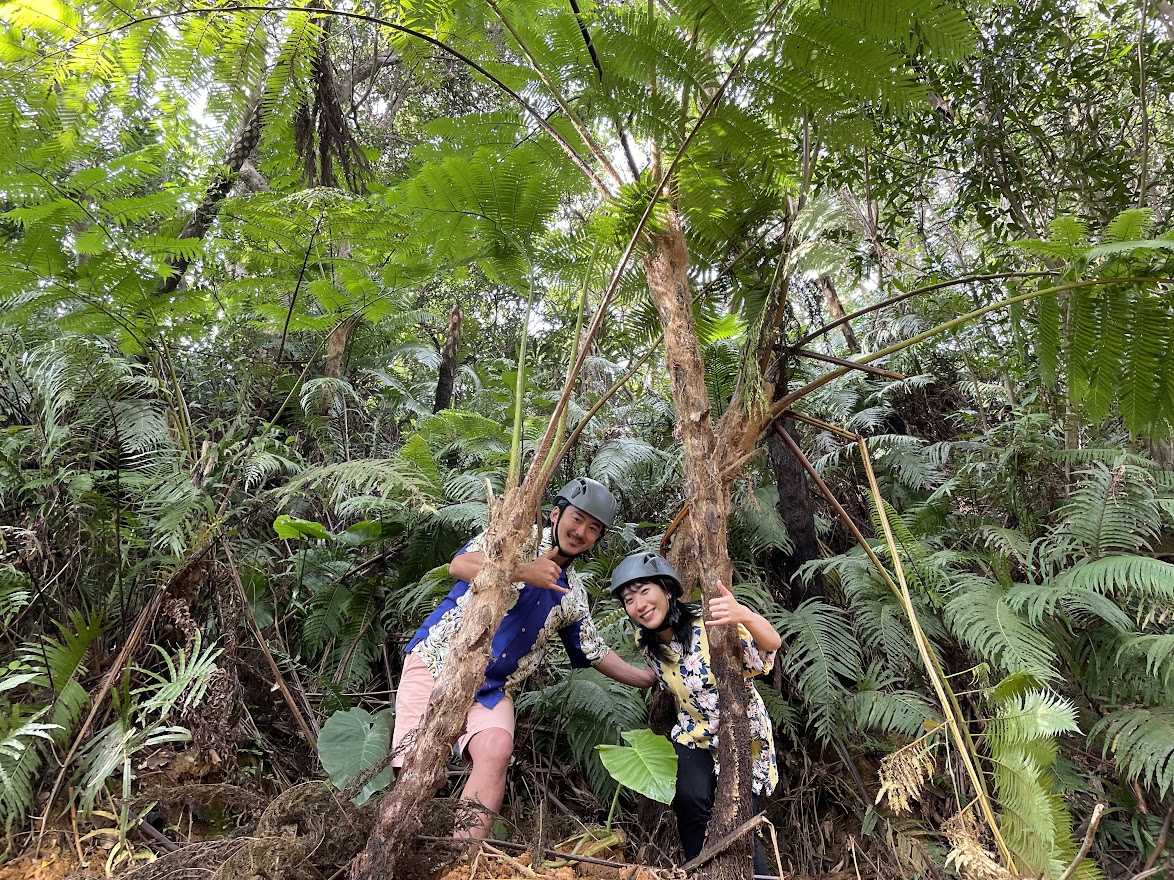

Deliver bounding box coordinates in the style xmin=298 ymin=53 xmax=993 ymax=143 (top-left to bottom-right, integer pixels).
xmin=795 ymin=271 xmax=1054 ymax=348
xmin=1137 ymin=0 xmax=1151 ymax=205
xmin=772 ymin=276 xmax=1174 ymax=421
xmin=793 ymin=348 xmax=905 ymax=380
xmin=770 ymin=421 xmax=898 ymax=601
xmin=225 ymin=543 xmax=320 ymax=747
xmin=1057 ymin=803 xmax=1105 ymax=880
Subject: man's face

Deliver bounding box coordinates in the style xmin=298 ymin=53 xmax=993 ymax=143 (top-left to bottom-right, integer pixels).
xmin=549 ymin=504 xmax=605 ymax=557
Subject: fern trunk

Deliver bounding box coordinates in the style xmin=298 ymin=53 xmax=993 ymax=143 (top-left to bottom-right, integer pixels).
xmin=349 ymin=486 xmax=537 ymax=880
xmin=643 ymin=218 xmax=756 ymax=880
xmin=434 ymin=302 xmax=463 ymax=412
xmin=765 ymin=416 xmax=825 ymax=607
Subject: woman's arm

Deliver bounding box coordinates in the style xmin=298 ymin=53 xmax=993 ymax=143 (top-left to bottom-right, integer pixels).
xmin=704 ymin=581 xmax=782 ymax=652
xmin=593 ymin=651 xmax=658 ymax=688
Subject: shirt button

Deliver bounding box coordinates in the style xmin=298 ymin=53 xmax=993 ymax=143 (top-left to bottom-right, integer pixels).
xmin=521 ymin=628 xmax=526 ymax=633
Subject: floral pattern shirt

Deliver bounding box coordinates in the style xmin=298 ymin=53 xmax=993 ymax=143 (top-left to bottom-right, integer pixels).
xmin=643 ymin=621 xmax=778 ymax=795
xmin=407 ymin=527 xmax=610 ymax=708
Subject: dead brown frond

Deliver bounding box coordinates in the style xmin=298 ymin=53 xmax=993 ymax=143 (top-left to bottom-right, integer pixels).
xmin=875 ymin=743 xmax=935 ymax=815
xmin=942 ymin=808 xmax=1016 ymax=880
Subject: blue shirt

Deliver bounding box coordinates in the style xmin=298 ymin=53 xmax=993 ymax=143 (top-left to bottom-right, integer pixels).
xmin=405 ymin=528 xmax=610 ymax=707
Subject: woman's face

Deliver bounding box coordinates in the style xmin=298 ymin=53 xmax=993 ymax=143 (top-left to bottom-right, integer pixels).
xmin=620 ymin=580 xmax=672 ymax=630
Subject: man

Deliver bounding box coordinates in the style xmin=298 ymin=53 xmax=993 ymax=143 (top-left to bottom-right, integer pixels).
xmin=392 ymin=477 xmax=656 ymax=838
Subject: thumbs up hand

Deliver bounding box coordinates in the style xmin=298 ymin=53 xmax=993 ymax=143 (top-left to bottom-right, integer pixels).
xmin=705 ymin=580 xmax=748 ymax=627
xmin=516 ymin=547 xmax=567 ymax=593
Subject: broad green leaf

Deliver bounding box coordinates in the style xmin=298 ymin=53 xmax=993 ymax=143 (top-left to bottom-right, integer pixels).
xmin=334 ymin=520 xmax=404 ymax=547
xmin=596 ymin=728 xmax=677 ymax=804
xmin=273 ymin=515 xmax=332 ymax=541
xmin=318 ymin=707 xmax=394 ymax=804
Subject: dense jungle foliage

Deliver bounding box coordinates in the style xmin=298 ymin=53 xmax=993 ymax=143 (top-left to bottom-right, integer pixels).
xmin=1 ymin=0 xmax=1173 ymax=878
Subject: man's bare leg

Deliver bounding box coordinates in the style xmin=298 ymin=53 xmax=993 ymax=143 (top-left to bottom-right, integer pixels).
xmin=457 ymin=727 xmax=513 ymax=838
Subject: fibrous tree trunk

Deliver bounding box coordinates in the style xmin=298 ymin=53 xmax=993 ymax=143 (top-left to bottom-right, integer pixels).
xmin=765 ymin=415 xmax=825 ymax=608
xmin=644 ymin=216 xmax=758 ymax=880
xmin=434 ymin=302 xmax=463 ymax=413
xmin=157 ymin=89 xmax=264 ymax=296
xmin=349 ymin=486 xmax=541 ymax=880
xmin=818 ymin=274 xmax=859 ymax=353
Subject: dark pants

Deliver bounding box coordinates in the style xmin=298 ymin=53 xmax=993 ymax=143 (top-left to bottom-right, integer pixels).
xmin=673 ymin=743 xmax=771 ymax=876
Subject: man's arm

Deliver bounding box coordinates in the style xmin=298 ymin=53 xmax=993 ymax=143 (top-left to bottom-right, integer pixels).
xmin=593 ymin=651 xmax=657 ymax=688
xmin=449 ymin=547 xmax=565 ymax=592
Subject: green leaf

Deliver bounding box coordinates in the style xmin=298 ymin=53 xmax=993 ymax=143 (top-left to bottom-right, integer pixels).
xmin=334 ymin=520 xmax=402 ymax=547
xmin=318 ymin=707 xmax=394 ymax=804
xmin=273 ymin=514 xmax=332 ymax=541
xmin=595 ymin=728 xmax=677 ymax=804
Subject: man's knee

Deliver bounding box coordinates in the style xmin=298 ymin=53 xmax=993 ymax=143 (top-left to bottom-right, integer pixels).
xmin=466 ymin=727 xmax=514 ymax=774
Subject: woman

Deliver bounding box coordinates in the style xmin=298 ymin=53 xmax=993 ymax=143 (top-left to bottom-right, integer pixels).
xmin=610 ymin=552 xmax=782 ymax=875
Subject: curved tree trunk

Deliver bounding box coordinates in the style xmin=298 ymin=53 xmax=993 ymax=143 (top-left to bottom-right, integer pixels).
xmin=434 ymin=302 xmax=463 ymax=413
xmin=644 ymin=217 xmax=756 ymax=880
xmin=765 ymin=416 xmax=825 ymax=608
xmin=818 ymin=274 xmax=859 ymax=353
xmin=349 ymin=486 xmax=540 ymax=880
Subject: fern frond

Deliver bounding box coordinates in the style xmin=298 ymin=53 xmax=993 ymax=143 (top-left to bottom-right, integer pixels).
xmin=1091 ymin=707 xmax=1174 ymax=798
xmin=847 ymin=680 xmax=938 ymax=739
xmin=274 ymin=458 xmax=435 ymax=508
xmin=730 ymin=485 xmax=794 ymax=556
xmin=518 ymin=667 xmax=648 ymax=801
xmin=986 ymin=690 xmax=1086 ymax=879
xmin=769 ymin=599 xmax=861 ymax=742
xmin=1059 ymin=555 xmax=1174 ymax=604
xmin=1118 ymin=634 xmax=1174 ymax=687
xmin=0 ymin=707 xmax=61 ymax=830
xmin=944 ymin=575 xmax=1060 ymax=681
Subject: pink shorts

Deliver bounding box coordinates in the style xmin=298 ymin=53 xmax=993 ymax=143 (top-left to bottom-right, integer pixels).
xmin=391 ymin=653 xmax=515 ymax=767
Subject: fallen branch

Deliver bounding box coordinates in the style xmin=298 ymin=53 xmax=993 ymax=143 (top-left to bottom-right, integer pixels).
xmin=1057 ymin=803 xmax=1105 ymax=880
xmin=680 ymin=812 xmax=765 ymax=872
xmin=417 ymin=836 xmax=643 ymax=871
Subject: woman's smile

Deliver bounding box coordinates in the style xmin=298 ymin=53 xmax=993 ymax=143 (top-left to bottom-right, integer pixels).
xmin=622 ymin=581 xmax=671 ymax=630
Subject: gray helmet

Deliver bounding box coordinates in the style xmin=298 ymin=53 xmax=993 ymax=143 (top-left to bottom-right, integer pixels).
xmin=610 ymin=552 xmax=683 ymax=599
xmin=554 ymin=477 xmax=618 ymax=529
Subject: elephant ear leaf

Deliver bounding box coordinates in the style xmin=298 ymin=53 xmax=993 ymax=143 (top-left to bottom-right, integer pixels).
xmin=596 ymin=728 xmax=677 ymax=804
xmin=273 ymin=515 xmax=332 ymax=541
xmin=318 ymin=707 xmax=394 ymax=804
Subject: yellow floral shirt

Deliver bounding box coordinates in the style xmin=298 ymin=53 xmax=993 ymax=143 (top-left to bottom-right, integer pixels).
xmin=643 ymin=621 xmax=778 ymax=795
